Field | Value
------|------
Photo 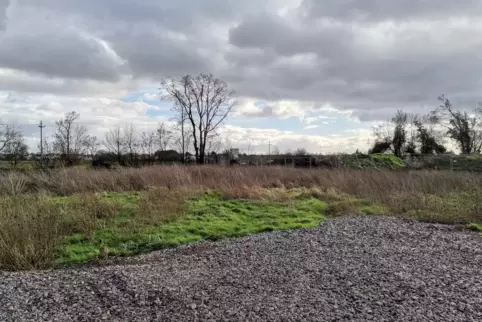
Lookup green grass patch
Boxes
[5,184,478,270]
[55,190,328,266]
[370,153,406,169]
[467,223,482,233]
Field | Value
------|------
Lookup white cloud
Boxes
[0,91,169,151]
[218,125,373,154]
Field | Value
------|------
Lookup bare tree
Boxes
[0,123,19,153]
[123,123,139,166]
[161,73,236,164]
[206,134,222,154]
[85,136,100,161]
[140,131,156,165]
[172,128,192,163]
[104,126,125,164]
[242,139,254,155]
[294,148,308,156]
[53,112,89,165]
[4,134,28,168]
[170,102,188,163]
[372,110,409,157]
[156,122,172,152]
[434,95,482,154]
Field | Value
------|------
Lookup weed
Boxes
[0,196,61,270]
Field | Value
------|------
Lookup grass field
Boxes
[0,165,481,271]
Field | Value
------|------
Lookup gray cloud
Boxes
[0,4,125,81]
[0,0,481,121]
[224,7,482,118]
[301,0,482,21]
[103,23,211,79]
[0,0,9,30]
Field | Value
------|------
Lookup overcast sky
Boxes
[1,0,481,153]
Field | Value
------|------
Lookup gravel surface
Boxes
[1,216,482,322]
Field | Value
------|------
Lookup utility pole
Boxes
[38,121,46,168]
[268,140,271,166]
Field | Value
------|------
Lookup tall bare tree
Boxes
[172,128,192,163]
[156,122,172,152]
[434,95,482,154]
[140,131,156,165]
[53,111,89,164]
[85,136,100,161]
[123,123,139,166]
[161,73,236,164]
[170,102,188,163]
[104,125,125,164]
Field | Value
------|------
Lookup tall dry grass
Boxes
[0,166,481,270]
[16,166,482,223]
[138,187,194,225]
[0,193,118,270]
[1,165,481,196]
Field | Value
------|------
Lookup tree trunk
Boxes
[198,150,205,165]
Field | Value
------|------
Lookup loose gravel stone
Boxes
[1,216,481,321]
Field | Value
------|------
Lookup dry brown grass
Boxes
[0,165,481,271]
[0,193,120,271]
[0,196,61,270]
[1,166,481,221]
[2,165,479,195]
[138,187,194,225]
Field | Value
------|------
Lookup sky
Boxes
[1,0,482,154]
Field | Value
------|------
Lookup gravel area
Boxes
[1,216,482,322]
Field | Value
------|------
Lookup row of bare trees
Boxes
[29,73,234,166]
[103,122,180,165]
[39,112,190,166]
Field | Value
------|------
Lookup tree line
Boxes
[0,73,235,167]
[370,95,482,157]
[1,73,482,168]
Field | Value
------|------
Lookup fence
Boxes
[404,154,482,172]
[234,153,482,172]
